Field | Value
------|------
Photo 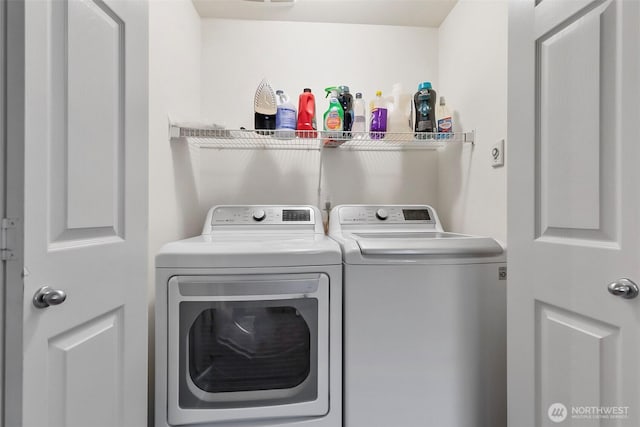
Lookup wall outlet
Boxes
[491,139,505,168]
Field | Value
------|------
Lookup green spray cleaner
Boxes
[323,87,344,143]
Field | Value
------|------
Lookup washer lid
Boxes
[330,230,505,265]
[353,232,504,257]
[156,234,342,268]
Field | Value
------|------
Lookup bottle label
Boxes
[437,116,452,133]
[325,111,342,130]
[416,119,433,132]
[370,108,388,131]
[276,107,297,130]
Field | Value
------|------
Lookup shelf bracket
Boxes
[465,130,475,145]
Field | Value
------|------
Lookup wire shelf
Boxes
[169,123,474,151]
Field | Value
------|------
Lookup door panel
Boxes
[49,0,125,246]
[48,309,124,427]
[536,0,619,244]
[66,0,124,233]
[538,9,601,232]
[508,0,640,425]
[536,303,619,427]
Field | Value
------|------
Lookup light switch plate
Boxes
[491,139,505,168]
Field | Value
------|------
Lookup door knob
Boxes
[607,278,639,299]
[33,286,67,308]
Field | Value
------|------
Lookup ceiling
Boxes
[192,0,459,28]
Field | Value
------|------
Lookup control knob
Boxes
[252,209,266,222]
[375,208,389,220]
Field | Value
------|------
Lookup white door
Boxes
[5,0,149,426]
[508,0,640,426]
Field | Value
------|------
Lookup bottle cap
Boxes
[375,90,382,97]
[276,90,283,95]
[418,81,432,91]
[440,96,446,105]
[355,92,362,99]
[339,85,350,93]
[303,88,312,93]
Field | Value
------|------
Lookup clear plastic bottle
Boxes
[370,91,387,139]
[275,90,297,139]
[351,92,366,136]
[387,83,412,134]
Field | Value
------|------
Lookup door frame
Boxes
[0,0,5,420]
[3,0,26,425]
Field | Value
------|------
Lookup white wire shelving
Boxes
[169,123,474,151]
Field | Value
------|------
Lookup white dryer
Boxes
[155,205,342,427]
[329,204,506,427]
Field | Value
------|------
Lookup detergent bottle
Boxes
[296,88,317,138]
[370,91,387,139]
[412,81,437,138]
[387,83,412,134]
[275,90,297,139]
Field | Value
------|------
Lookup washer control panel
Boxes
[211,206,315,225]
[338,205,436,225]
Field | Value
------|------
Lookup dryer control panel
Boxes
[336,205,437,225]
[210,206,316,226]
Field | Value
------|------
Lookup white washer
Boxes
[329,204,506,427]
[155,205,342,427]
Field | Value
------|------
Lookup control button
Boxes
[376,209,389,220]
[252,209,266,222]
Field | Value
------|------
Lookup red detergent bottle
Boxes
[296,88,317,138]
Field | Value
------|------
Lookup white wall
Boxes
[201,19,439,130]
[148,0,202,422]
[437,0,508,244]
[149,0,203,250]
[198,19,440,219]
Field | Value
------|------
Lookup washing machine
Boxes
[328,204,506,427]
[155,205,342,427]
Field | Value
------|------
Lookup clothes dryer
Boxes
[329,204,506,427]
[156,205,342,427]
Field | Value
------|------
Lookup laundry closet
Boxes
[148,2,508,425]
[0,0,509,426]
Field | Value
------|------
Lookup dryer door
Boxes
[167,273,329,425]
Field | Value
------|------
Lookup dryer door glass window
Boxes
[190,305,311,391]
[179,299,318,409]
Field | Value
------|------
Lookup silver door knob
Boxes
[607,278,639,299]
[33,285,67,308]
